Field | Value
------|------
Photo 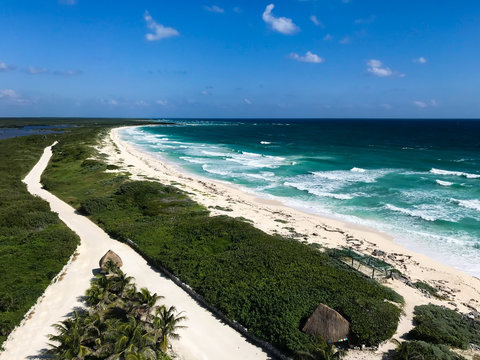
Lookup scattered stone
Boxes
[372,249,386,257]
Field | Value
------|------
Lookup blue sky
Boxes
[1,0,479,118]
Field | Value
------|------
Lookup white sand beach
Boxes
[103,126,480,358]
[0,142,268,360]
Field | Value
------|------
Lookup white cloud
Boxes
[367,59,404,78]
[53,69,82,76]
[103,99,119,106]
[310,15,324,28]
[0,89,30,105]
[27,66,48,74]
[0,60,15,72]
[323,34,333,41]
[144,11,180,41]
[59,0,77,4]
[201,90,211,96]
[354,15,375,24]
[233,7,242,14]
[414,99,437,108]
[339,36,351,44]
[262,4,299,35]
[156,99,168,106]
[204,5,224,13]
[380,103,392,110]
[135,100,150,107]
[244,98,252,105]
[289,51,324,63]
[413,57,427,64]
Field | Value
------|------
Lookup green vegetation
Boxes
[408,304,480,349]
[295,338,346,360]
[413,281,442,299]
[42,127,404,355]
[0,134,80,347]
[393,341,465,360]
[48,261,183,359]
[210,205,233,212]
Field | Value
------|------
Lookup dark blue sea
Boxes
[120,119,480,276]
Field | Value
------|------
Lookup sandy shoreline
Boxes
[105,126,480,357]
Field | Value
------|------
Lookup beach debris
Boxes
[372,249,386,257]
[302,303,350,342]
[99,249,123,269]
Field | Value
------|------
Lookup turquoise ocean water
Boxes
[119,119,480,277]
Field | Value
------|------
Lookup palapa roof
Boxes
[302,303,350,342]
[99,250,123,269]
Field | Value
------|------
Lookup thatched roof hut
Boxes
[302,303,350,342]
[99,250,123,269]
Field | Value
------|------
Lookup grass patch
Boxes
[209,205,233,212]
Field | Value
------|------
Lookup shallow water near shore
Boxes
[119,119,480,277]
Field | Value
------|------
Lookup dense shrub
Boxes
[79,197,118,215]
[393,341,465,360]
[409,304,480,349]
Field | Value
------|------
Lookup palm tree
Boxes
[110,272,134,297]
[108,316,156,359]
[48,311,91,360]
[129,288,163,320]
[151,305,187,352]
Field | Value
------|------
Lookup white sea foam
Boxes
[385,204,439,222]
[260,141,272,145]
[284,181,354,200]
[435,179,453,186]
[225,152,286,169]
[245,172,276,182]
[451,198,480,212]
[180,156,209,165]
[201,150,230,157]
[350,167,366,173]
[201,164,232,176]
[312,168,389,183]
[430,168,480,179]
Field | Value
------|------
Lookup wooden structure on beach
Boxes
[302,303,350,343]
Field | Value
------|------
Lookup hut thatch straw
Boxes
[99,250,123,269]
[302,303,350,342]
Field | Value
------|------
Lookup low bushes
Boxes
[408,304,480,349]
[393,341,465,360]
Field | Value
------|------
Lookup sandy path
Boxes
[0,143,268,360]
